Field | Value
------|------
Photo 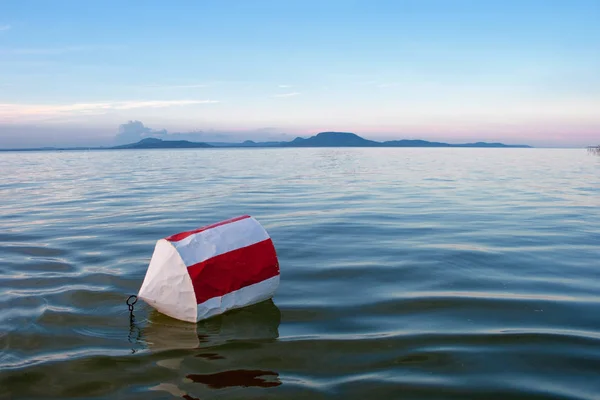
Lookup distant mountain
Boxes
[379,139,532,148]
[204,132,532,148]
[207,140,284,147]
[0,131,533,151]
[381,139,453,147]
[112,138,213,149]
[461,141,528,148]
[282,131,380,147]
[277,132,531,148]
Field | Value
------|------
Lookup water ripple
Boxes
[1,148,599,399]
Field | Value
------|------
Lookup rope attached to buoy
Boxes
[126,295,138,324]
[126,295,140,353]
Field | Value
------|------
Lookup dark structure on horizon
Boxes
[588,145,600,155]
[1,131,534,151]
[107,131,534,149]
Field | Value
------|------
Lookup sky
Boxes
[1,0,599,148]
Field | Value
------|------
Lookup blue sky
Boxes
[1,0,599,147]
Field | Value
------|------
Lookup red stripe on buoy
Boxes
[186,238,279,304]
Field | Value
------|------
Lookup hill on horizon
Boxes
[115,132,533,149]
[112,137,214,149]
[0,132,534,151]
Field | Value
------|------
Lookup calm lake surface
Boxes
[1,148,599,400]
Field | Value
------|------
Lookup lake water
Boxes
[1,148,599,400]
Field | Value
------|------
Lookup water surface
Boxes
[1,148,599,399]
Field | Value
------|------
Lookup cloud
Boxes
[377,83,401,88]
[0,123,112,148]
[0,45,123,55]
[105,100,218,110]
[0,25,10,32]
[5,46,88,55]
[273,92,300,98]
[278,84,292,88]
[115,120,168,144]
[137,80,251,89]
[141,83,208,89]
[0,120,295,148]
[113,121,291,145]
[0,100,219,122]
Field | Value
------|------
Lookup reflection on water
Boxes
[186,369,281,389]
[141,299,281,352]
[141,300,281,398]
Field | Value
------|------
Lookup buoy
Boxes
[137,215,280,323]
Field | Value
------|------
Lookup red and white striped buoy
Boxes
[138,215,280,322]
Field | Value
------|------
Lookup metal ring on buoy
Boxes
[126,295,138,307]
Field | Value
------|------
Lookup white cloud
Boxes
[377,83,401,88]
[0,45,123,55]
[8,46,87,55]
[278,84,292,88]
[0,100,219,122]
[142,83,208,89]
[273,92,300,98]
